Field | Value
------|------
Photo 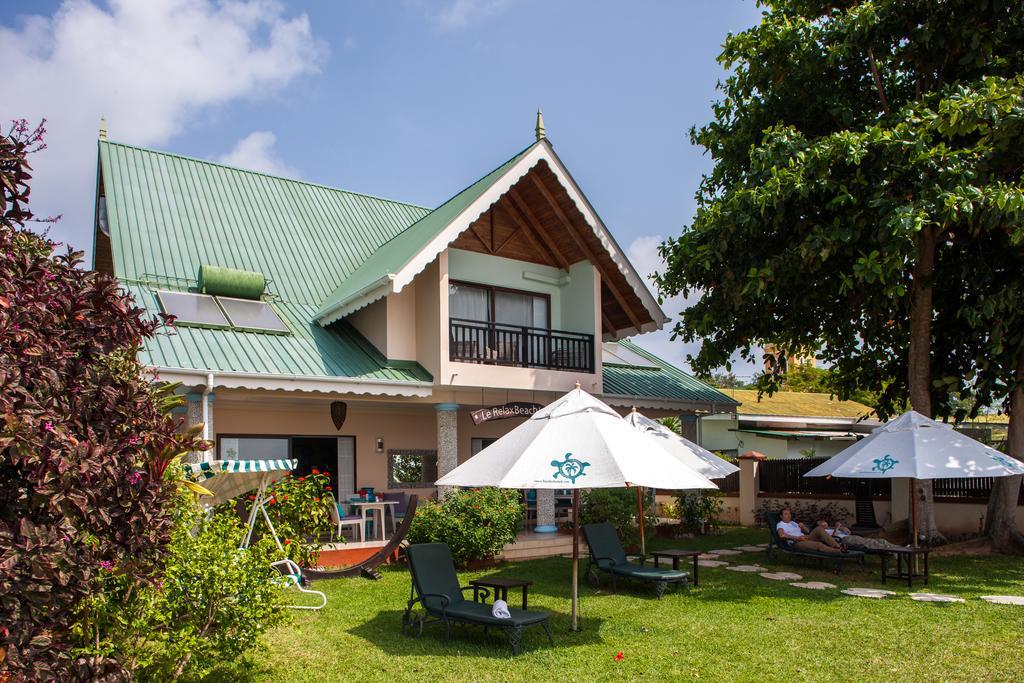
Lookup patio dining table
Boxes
[350,500,398,542]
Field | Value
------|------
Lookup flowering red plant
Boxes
[254,470,335,567]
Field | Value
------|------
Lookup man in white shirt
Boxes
[775,508,843,553]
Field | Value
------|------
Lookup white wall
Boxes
[700,415,853,459]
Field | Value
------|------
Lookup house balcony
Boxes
[449,318,595,374]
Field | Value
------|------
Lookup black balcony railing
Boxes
[449,318,595,373]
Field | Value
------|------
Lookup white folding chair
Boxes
[329,500,364,542]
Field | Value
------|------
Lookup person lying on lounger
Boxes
[815,518,904,551]
[775,508,845,554]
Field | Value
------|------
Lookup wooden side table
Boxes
[469,576,533,610]
[880,547,930,588]
[650,549,701,587]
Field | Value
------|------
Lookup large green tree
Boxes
[656,0,1024,544]
[932,227,1024,552]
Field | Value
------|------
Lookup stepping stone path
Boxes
[733,545,766,553]
[760,572,803,581]
[790,581,837,590]
[697,553,720,560]
[725,564,765,573]
[980,595,1024,606]
[708,549,743,556]
[841,587,897,599]
[697,559,730,568]
[911,593,965,603]
[753,543,770,548]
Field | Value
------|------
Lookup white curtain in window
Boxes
[531,297,548,329]
[495,291,547,328]
[495,290,531,327]
[449,284,490,321]
[336,437,356,500]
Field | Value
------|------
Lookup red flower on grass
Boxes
[284,538,292,545]
[614,651,624,661]
[312,468,320,475]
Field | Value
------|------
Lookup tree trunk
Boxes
[908,228,945,545]
[985,358,1024,554]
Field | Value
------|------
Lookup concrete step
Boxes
[499,533,588,561]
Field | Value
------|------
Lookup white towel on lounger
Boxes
[491,599,511,619]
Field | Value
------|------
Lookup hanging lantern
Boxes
[330,401,347,431]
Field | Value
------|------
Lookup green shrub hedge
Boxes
[579,488,656,549]
[407,488,523,566]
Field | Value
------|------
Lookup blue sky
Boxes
[3,0,763,375]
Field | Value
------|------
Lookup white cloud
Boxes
[433,0,513,30]
[1,0,324,255]
[625,233,757,379]
[217,131,299,178]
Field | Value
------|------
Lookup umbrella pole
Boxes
[909,478,917,545]
[571,488,580,632]
[636,486,646,557]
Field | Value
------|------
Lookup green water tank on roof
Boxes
[198,264,266,300]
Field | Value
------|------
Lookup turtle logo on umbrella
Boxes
[991,454,1024,472]
[872,454,899,473]
[552,452,590,484]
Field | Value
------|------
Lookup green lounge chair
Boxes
[765,511,865,569]
[581,522,689,598]
[402,543,553,655]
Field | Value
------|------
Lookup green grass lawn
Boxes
[211,528,1024,682]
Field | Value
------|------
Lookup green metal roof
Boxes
[315,142,538,322]
[601,340,739,408]
[128,285,431,382]
[100,140,431,305]
[100,140,433,382]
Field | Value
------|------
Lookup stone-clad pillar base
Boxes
[535,488,556,532]
[435,403,459,500]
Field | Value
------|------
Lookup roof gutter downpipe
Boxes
[202,373,214,460]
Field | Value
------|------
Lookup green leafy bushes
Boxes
[676,491,724,534]
[73,501,284,680]
[407,488,523,566]
[0,121,208,680]
[579,488,656,549]
[255,470,335,567]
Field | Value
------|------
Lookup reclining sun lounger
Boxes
[765,511,865,570]
[402,542,553,655]
[582,521,689,598]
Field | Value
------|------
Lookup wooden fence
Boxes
[757,457,1023,503]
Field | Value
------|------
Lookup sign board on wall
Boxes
[470,402,543,425]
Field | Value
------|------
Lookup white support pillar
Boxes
[435,403,459,499]
[535,489,557,532]
[737,450,766,527]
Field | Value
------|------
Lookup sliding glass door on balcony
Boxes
[448,281,594,373]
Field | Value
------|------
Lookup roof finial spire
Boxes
[98,116,108,141]
[534,108,546,141]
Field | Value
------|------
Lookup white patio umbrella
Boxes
[805,410,1024,542]
[624,409,739,479]
[623,409,740,554]
[436,385,716,630]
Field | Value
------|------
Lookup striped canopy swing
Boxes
[182,458,326,610]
